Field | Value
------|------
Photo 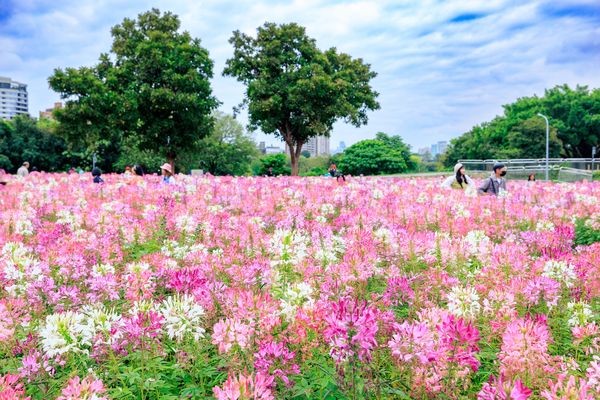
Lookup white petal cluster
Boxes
[39,311,94,357]
[269,229,309,266]
[279,282,314,320]
[447,286,481,319]
[320,203,335,216]
[55,209,81,229]
[175,214,198,234]
[160,294,206,341]
[463,230,491,257]
[542,260,576,287]
[1,242,44,296]
[567,301,593,327]
[535,220,555,232]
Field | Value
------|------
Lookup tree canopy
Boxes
[48,8,219,170]
[223,22,380,175]
[255,153,291,176]
[444,85,600,165]
[336,133,411,176]
[192,112,259,176]
[0,116,81,173]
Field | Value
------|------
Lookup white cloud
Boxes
[0,0,598,150]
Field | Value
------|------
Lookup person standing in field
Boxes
[17,161,29,177]
[132,165,145,176]
[328,163,337,178]
[160,163,175,184]
[442,163,474,190]
[478,163,508,196]
[92,167,104,183]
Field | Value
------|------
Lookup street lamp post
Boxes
[537,113,550,181]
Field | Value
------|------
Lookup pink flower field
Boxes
[0,173,599,399]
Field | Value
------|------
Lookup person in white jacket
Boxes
[442,163,474,190]
[17,162,29,177]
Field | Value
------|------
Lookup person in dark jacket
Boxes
[92,167,104,183]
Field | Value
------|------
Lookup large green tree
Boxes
[444,84,600,165]
[375,132,416,171]
[0,115,78,173]
[337,138,408,176]
[223,22,380,175]
[49,8,219,171]
[192,112,259,175]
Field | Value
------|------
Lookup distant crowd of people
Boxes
[1,161,176,186]
[1,159,537,197]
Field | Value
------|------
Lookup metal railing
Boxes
[457,158,595,181]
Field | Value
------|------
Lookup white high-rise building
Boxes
[302,135,330,157]
[0,77,28,120]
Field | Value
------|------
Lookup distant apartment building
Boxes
[0,76,28,120]
[431,141,448,157]
[39,101,63,119]
[300,135,330,157]
[259,141,285,154]
[265,145,285,154]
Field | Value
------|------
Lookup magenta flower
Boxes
[254,340,300,386]
[323,297,379,364]
[478,375,532,399]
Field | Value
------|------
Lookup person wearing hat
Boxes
[478,162,507,196]
[160,163,175,184]
[442,163,474,190]
[17,161,29,177]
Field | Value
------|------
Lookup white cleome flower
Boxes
[535,220,555,232]
[542,260,576,288]
[567,301,593,327]
[14,215,34,236]
[39,311,94,357]
[447,286,481,320]
[320,203,335,215]
[279,282,315,320]
[269,229,309,266]
[81,304,121,336]
[175,215,197,234]
[160,294,206,341]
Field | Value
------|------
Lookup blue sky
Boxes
[1,0,599,150]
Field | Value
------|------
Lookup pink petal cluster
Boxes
[254,341,300,386]
[478,375,532,400]
[56,376,107,400]
[498,316,552,382]
[0,374,30,399]
[323,297,379,363]
[212,318,254,354]
[213,371,275,400]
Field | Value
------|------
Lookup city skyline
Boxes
[1,0,599,149]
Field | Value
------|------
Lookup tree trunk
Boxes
[287,140,304,176]
[289,148,298,176]
[281,125,303,176]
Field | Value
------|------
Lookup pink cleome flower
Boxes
[213,371,275,400]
